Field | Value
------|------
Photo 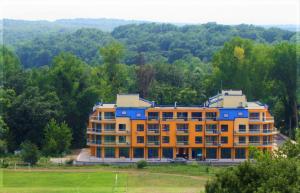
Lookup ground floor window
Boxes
[119,147,129,158]
[134,148,144,158]
[192,148,202,159]
[206,148,217,159]
[148,148,159,158]
[235,148,246,159]
[221,148,231,159]
[104,147,115,158]
[96,147,101,158]
[162,148,173,158]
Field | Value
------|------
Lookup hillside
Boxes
[2,21,296,68]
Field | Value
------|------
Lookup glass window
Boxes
[192,148,202,159]
[104,136,115,143]
[239,125,246,132]
[223,113,229,118]
[148,112,159,120]
[119,124,126,131]
[162,148,173,158]
[249,112,260,120]
[206,148,217,159]
[192,112,202,121]
[221,136,228,144]
[195,136,202,144]
[119,147,129,158]
[176,124,189,131]
[206,112,217,121]
[147,136,159,144]
[96,147,101,158]
[235,148,246,159]
[221,148,231,159]
[148,148,159,158]
[162,124,170,131]
[239,136,246,144]
[137,136,144,143]
[134,148,144,158]
[195,125,203,132]
[104,112,115,119]
[221,125,228,132]
[148,124,159,131]
[177,112,188,121]
[104,147,115,158]
[104,124,115,131]
[162,136,170,143]
[162,112,173,120]
[119,136,126,143]
[137,124,144,131]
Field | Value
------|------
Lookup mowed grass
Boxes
[0,165,210,193]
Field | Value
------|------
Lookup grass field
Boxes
[0,164,217,193]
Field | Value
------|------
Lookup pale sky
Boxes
[1,0,300,25]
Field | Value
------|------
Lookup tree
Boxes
[20,141,40,165]
[0,117,9,156]
[43,119,72,156]
[136,64,155,98]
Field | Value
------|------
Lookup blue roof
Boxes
[218,108,248,120]
[116,107,147,120]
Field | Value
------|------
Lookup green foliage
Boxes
[20,141,40,165]
[43,119,72,156]
[136,160,147,169]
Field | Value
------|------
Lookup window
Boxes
[177,136,188,144]
[239,136,246,144]
[206,148,217,159]
[223,113,229,118]
[137,136,144,143]
[238,112,243,116]
[221,125,228,132]
[192,148,202,159]
[192,112,202,121]
[121,111,126,115]
[104,136,115,143]
[249,112,260,120]
[148,148,159,158]
[249,125,260,133]
[104,147,115,158]
[148,124,159,131]
[162,124,170,132]
[96,147,101,158]
[162,148,173,158]
[119,136,126,143]
[195,136,202,144]
[134,148,144,158]
[221,148,231,159]
[118,124,126,131]
[206,112,217,120]
[104,124,115,131]
[136,113,141,117]
[162,136,170,143]
[249,136,260,144]
[119,147,129,158]
[162,112,173,120]
[147,136,159,144]
[235,148,246,159]
[238,125,246,132]
[195,125,202,132]
[177,112,188,121]
[104,112,115,119]
[96,135,101,144]
[137,124,144,131]
[148,112,159,120]
[221,136,228,144]
[177,124,189,131]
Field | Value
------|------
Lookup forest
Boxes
[0,21,299,155]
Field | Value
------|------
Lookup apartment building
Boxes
[86,90,277,160]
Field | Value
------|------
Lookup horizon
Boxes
[2,0,300,25]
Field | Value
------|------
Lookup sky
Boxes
[1,0,300,25]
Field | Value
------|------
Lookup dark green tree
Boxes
[20,141,40,165]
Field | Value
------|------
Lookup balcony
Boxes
[116,141,131,146]
[103,141,117,145]
[90,116,101,121]
[249,117,274,122]
[234,142,248,146]
[176,141,189,146]
[147,141,160,146]
[102,130,116,134]
[190,117,203,121]
[249,129,261,134]
[262,129,278,134]
[205,117,217,121]
[205,141,219,146]
[86,140,101,145]
[248,141,261,146]
[147,116,159,121]
[205,129,220,134]
[87,128,101,134]
[176,129,189,135]
[262,141,273,146]
[147,129,160,135]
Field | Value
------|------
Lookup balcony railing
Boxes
[249,129,260,133]
[86,140,101,145]
[206,129,219,134]
[205,117,217,121]
[147,129,160,134]
[205,141,219,146]
[176,141,189,145]
[234,142,247,146]
[87,128,102,134]
[102,130,116,134]
[262,141,273,146]
[103,141,117,145]
[103,116,115,120]
[176,129,189,134]
[249,117,274,122]
[116,142,130,145]
[90,116,115,121]
[147,141,160,145]
[248,141,261,146]
[90,116,102,121]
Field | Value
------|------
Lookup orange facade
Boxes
[87,105,276,160]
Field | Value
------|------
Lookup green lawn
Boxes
[0,165,212,193]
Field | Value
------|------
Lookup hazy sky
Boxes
[1,0,300,25]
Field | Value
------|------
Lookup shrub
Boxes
[136,160,147,169]
[20,141,40,165]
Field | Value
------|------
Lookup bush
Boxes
[20,141,40,165]
[65,159,74,165]
[136,160,147,169]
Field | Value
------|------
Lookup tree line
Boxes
[0,35,298,156]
